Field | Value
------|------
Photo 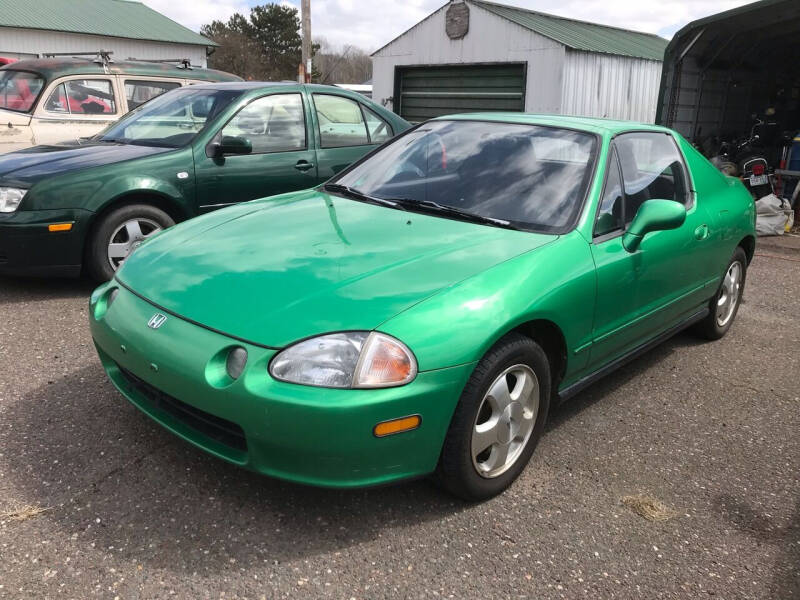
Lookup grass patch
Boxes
[621,494,676,522]
[1,504,52,522]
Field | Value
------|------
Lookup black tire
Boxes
[436,333,551,501]
[87,204,174,281]
[694,247,747,340]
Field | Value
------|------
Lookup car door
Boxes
[193,92,318,211]
[311,92,394,182]
[31,75,122,145]
[588,132,716,367]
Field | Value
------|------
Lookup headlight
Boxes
[269,331,417,389]
[0,187,26,213]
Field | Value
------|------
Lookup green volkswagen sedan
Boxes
[0,82,408,279]
[89,114,756,500]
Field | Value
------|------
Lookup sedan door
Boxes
[311,92,394,182]
[193,92,318,211]
[588,132,716,367]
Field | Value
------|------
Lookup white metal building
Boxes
[0,0,215,67]
[372,0,668,123]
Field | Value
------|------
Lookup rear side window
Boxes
[614,133,689,223]
[313,94,369,148]
[125,80,180,110]
[45,79,117,115]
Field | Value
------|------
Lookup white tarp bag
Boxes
[755,194,792,236]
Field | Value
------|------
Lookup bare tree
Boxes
[313,37,372,84]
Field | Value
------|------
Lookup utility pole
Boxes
[300,0,311,83]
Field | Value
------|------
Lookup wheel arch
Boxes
[738,234,756,264]
[82,191,191,264]
[507,318,568,395]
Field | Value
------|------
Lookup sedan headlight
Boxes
[269,331,417,389]
[0,187,26,213]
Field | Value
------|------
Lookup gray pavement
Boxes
[0,252,798,599]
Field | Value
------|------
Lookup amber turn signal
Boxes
[48,223,73,232]
[373,415,421,437]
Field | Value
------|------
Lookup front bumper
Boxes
[0,208,93,277]
[89,282,474,488]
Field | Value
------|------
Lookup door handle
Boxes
[294,160,314,172]
[694,224,710,240]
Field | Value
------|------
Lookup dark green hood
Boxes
[117,189,556,348]
[0,143,172,186]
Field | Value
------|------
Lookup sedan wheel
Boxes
[107,218,163,271]
[87,203,174,281]
[471,364,539,478]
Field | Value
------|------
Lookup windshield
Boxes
[333,120,598,232]
[97,87,242,148]
[0,70,45,113]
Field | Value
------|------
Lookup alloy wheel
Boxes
[471,364,539,478]
[716,261,742,327]
[107,218,162,271]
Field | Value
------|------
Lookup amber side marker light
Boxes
[48,223,73,232]
[373,415,421,438]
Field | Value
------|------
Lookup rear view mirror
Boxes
[208,135,252,158]
[622,199,686,253]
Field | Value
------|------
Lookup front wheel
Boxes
[694,247,747,340]
[87,204,174,281]
[436,333,551,501]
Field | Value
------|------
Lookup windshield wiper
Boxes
[323,183,403,210]
[389,198,519,230]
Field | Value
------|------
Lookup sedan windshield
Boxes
[332,120,598,232]
[96,87,242,148]
[0,70,45,113]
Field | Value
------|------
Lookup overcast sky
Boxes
[143,0,755,52]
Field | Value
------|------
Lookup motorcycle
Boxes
[709,117,776,199]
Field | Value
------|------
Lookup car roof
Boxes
[0,58,241,83]
[435,112,672,136]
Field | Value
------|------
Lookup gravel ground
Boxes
[0,252,798,599]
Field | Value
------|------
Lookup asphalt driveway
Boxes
[0,251,797,599]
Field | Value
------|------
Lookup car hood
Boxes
[117,190,556,348]
[0,142,172,185]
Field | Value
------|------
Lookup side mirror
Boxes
[622,199,686,253]
[208,135,252,158]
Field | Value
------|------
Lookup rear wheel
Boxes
[87,204,174,281]
[694,247,747,340]
[436,333,551,501]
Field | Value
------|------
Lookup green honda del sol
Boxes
[90,114,756,500]
[0,82,408,279]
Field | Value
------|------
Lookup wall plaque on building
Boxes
[446,1,469,39]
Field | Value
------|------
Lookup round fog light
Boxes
[226,347,248,380]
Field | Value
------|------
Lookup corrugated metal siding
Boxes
[0,27,207,67]
[561,50,662,122]
[0,0,213,46]
[471,0,668,61]
[372,2,565,115]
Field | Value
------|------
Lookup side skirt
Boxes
[557,306,710,402]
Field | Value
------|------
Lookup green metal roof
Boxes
[0,0,215,47]
[471,0,668,61]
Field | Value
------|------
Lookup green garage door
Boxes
[396,64,525,123]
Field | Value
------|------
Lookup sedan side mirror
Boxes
[208,135,253,158]
[622,199,686,253]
